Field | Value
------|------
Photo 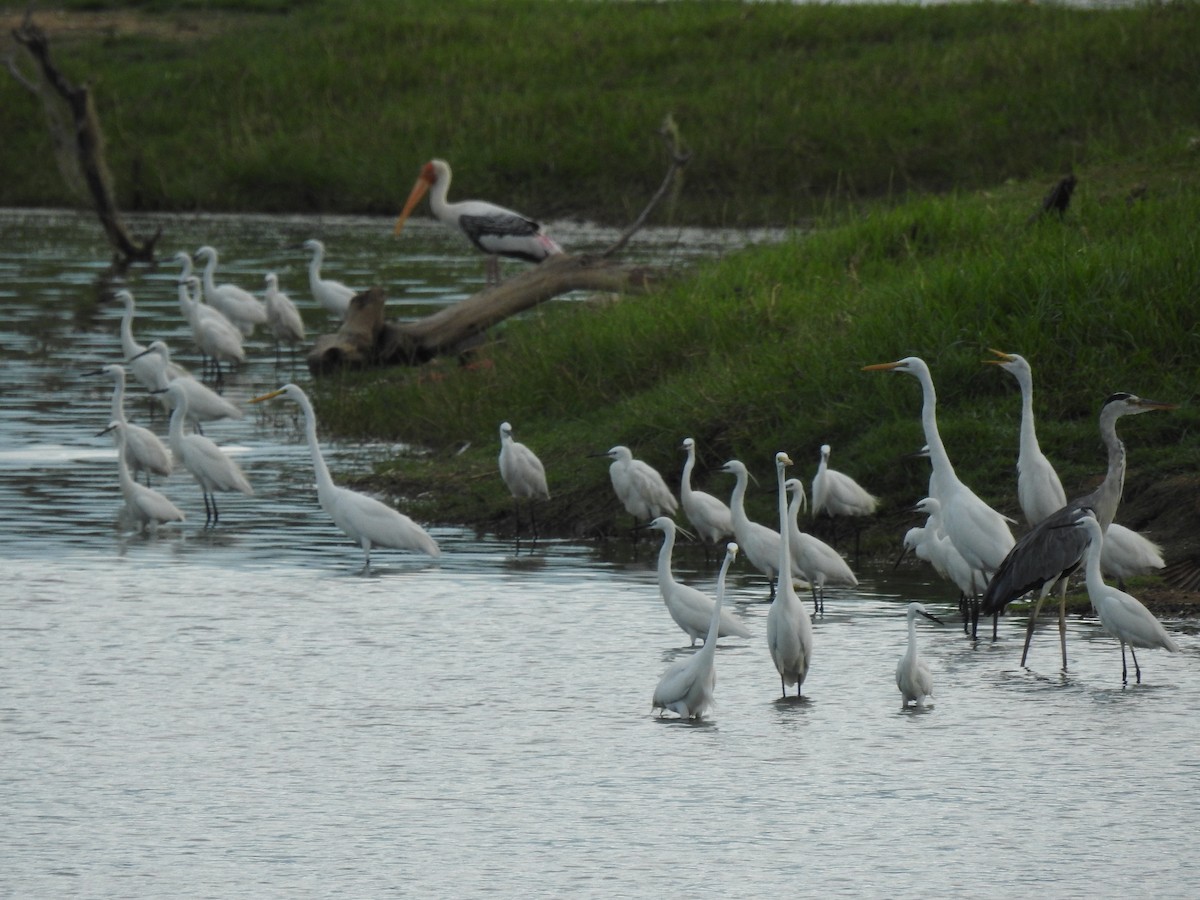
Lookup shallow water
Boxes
[2,209,1197,898]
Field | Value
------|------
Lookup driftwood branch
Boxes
[307,255,664,375]
[601,114,692,259]
[10,14,159,265]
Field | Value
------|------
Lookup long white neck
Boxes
[293,390,336,497]
[1081,522,1106,593]
[109,368,128,425]
[699,552,732,659]
[178,281,197,324]
[915,368,956,497]
[681,446,696,497]
[308,245,325,284]
[1013,365,1042,466]
[787,487,803,537]
[776,464,791,581]
[199,252,219,294]
[119,296,142,359]
[166,390,187,454]
[904,613,919,664]
[728,468,750,526]
[655,524,677,588]
[113,429,136,498]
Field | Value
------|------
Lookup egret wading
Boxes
[680,437,734,557]
[811,443,879,560]
[652,542,739,720]
[498,421,549,540]
[767,452,813,699]
[897,602,942,709]
[176,273,244,383]
[131,344,242,429]
[98,421,184,531]
[110,289,189,407]
[86,363,173,483]
[252,384,440,573]
[263,272,306,366]
[393,159,563,284]
[1074,511,1179,685]
[785,477,858,615]
[980,392,1177,672]
[646,517,751,647]
[194,245,268,336]
[302,239,356,319]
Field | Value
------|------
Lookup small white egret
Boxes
[903,498,981,625]
[602,445,677,525]
[680,437,734,553]
[1075,511,1179,684]
[811,442,879,557]
[652,542,739,719]
[194,245,268,336]
[498,421,549,540]
[161,380,253,526]
[784,478,858,615]
[263,272,306,364]
[252,384,440,573]
[134,343,243,426]
[111,289,189,400]
[897,602,942,709]
[646,517,751,646]
[87,363,173,482]
[176,272,244,382]
[302,238,357,318]
[766,451,813,699]
[393,159,564,284]
[99,421,184,531]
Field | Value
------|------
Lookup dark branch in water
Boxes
[10,13,160,267]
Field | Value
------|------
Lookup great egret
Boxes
[602,445,677,526]
[646,517,752,646]
[680,437,734,554]
[194,245,268,336]
[980,392,1176,671]
[263,273,306,364]
[393,159,563,284]
[498,421,549,539]
[176,273,244,382]
[1075,511,1179,684]
[161,380,253,526]
[718,458,803,599]
[784,478,858,615]
[252,384,440,573]
[302,239,356,318]
[986,349,1166,589]
[864,356,1014,636]
[132,344,243,426]
[652,542,739,719]
[767,451,813,699]
[811,442,879,557]
[896,602,942,709]
[98,421,184,531]
[86,364,173,483]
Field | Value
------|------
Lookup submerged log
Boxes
[307,253,665,375]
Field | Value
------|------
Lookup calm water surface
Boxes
[2,209,1197,898]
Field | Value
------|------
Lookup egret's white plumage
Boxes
[499,421,549,539]
[811,443,879,520]
[784,478,858,614]
[302,238,356,318]
[252,384,440,572]
[652,542,739,719]
[603,445,677,522]
[766,452,813,698]
[101,421,184,530]
[905,497,980,599]
[393,159,563,283]
[647,517,751,646]
[896,602,941,708]
[136,343,243,426]
[112,289,189,399]
[1076,512,1179,684]
[263,272,306,356]
[176,272,245,376]
[719,458,802,597]
[194,245,268,336]
[90,364,173,481]
[680,437,734,548]
[163,380,253,526]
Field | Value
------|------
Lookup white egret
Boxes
[718,458,800,598]
[134,343,243,426]
[99,421,184,531]
[652,542,739,719]
[263,272,306,364]
[766,451,813,699]
[864,357,1014,637]
[646,517,752,646]
[252,384,440,573]
[602,445,677,525]
[903,498,981,625]
[161,380,253,526]
[393,159,563,284]
[680,437,734,553]
[194,245,268,336]
[986,349,1166,589]
[87,363,173,482]
[176,272,244,382]
[981,392,1176,670]
[302,238,357,318]
[111,289,188,400]
[896,602,942,709]
[784,478,858,614]
[498,421,549,540]
[811,442,879,557]
[1075,511,1179,684]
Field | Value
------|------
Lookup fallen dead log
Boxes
[307,253,665,375]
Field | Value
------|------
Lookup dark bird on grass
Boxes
[979,392,1176,672]
[1027,173,1077,223]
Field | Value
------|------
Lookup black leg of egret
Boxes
[1130,645,1142,684]
[1058,592,1069,672]
[780,674,787,699]
[1121,643,1129,685]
